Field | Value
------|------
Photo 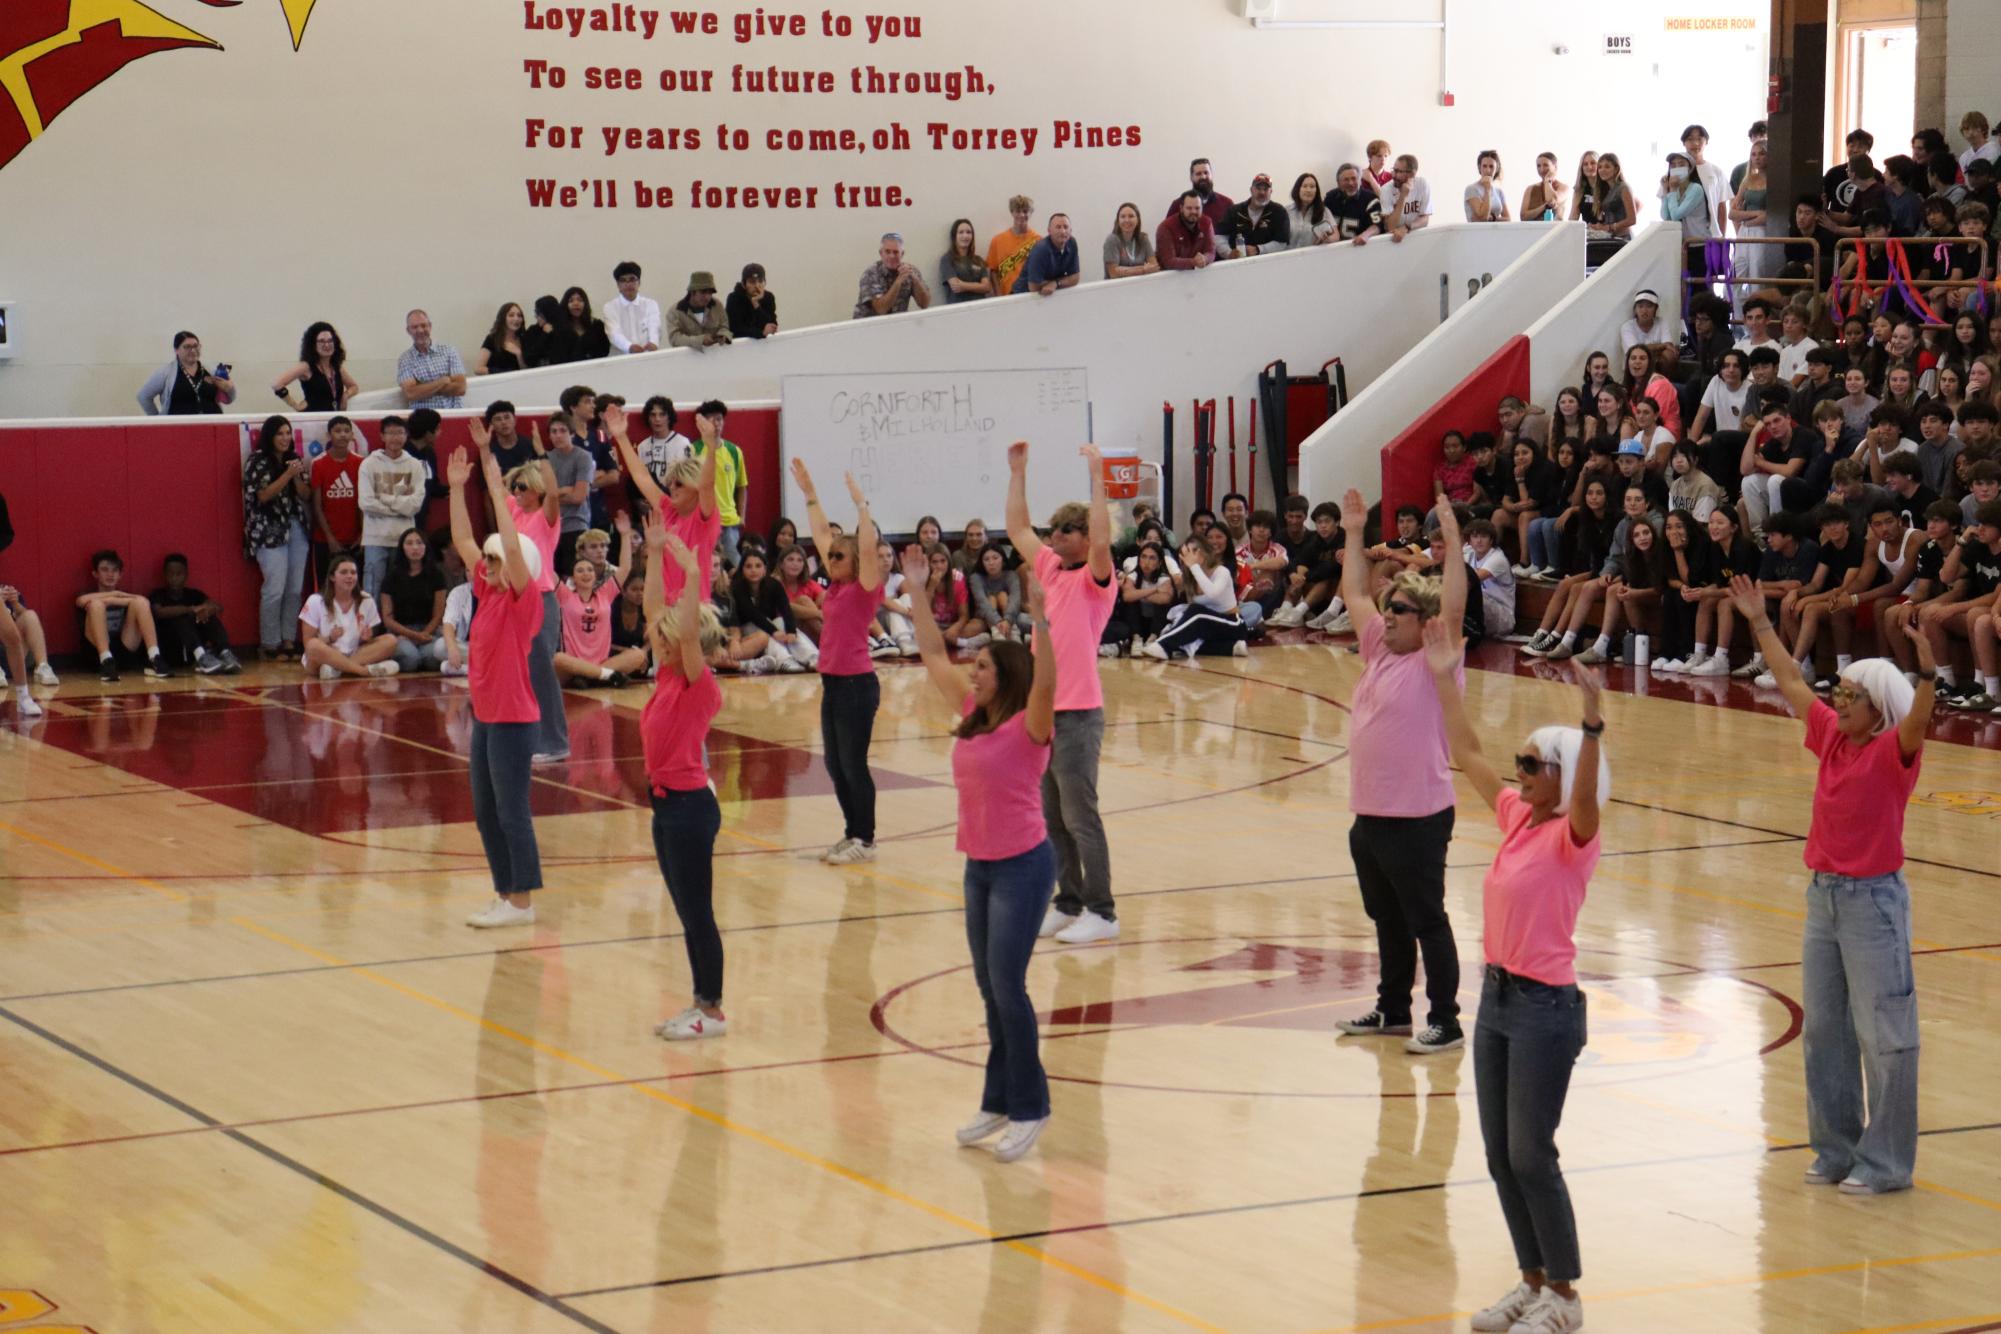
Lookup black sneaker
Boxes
[1940,687,1971,709]
[1811,674,1838,693]
[1404,1023,1467,1054]
[99,659,119,683]
[143,658,172,680]
[605,670,629,689]
[1959,691,1998,713]
[1335,1010,1414,1037]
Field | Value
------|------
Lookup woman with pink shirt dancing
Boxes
[1422,617,1606,1334]
[902,544,1059,1165]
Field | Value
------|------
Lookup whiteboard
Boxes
[780,368,1091,536]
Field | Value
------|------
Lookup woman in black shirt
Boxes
[475,302,527,375]
[732,549,816,670]
[379,528,448,672]
[559,286,611,360]
[273,322,357,412]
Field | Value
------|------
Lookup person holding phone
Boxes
[137,331,235,415]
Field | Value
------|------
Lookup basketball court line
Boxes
[1841,1318,2001,1334]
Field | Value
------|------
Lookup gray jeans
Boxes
[529,590,568,755]
[1804,870,1919,1191]
[1040,707,1113,920]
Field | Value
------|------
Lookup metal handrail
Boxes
[1679,236,1822,297]
[1830,236,1993,326]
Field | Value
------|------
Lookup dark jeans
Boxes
[1703,431,1748,502]
[470,719,542,896]
[158,612,229,665]
[1475,966,1588,1284]
[529,590,568,755]
[820,671,880,842]
[1659,586,1700,659]
[966,840,1056,1121]
[1118,598,1171,641]
[1350,808,1460,1027]
[651,786,724,1005]
[1041,708,1113,920]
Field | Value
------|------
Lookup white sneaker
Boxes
[1231,640,1249,657]
[1649,656,1672,672]
[1688,655,1729,677]
[656,1007,727,1040]
[1511,563,1534,578]
[1470,1282,1540,1332]
[1323,611,1353,634]
[33,663,59,688]
[15,691,43,719]
[1098,643,1121,658]
[367,661,400,678]
[824,838,877,864]
[466,898,535,928]
[869,637,897,660]
[1139,640,1169,661]
[958,633,992,650]
[1038,906,1079,938]
[896,635,919,658]
[1053,910,1119,944]
[1731,651,1765,679]
[992,1117,1048,1163]
[1303,607,1339,630]
[441,661,468,677]
[777,655,807,673]
[1753,671,1778,689]
[1269,603,1308,627]
[1509,1288,1583,1333]
[531,751,570,764]
[956,1111,1009,1146]
[319,664,341,681]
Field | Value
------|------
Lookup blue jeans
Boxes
[529,590,568,755]
[652,786,724,1004]
[1475,966,1587,1284]
[362,544,394,600]
[1803,870,1919,1191]
[1239,600,1264,630]
[392,635,449,673]
[469,719,542,896]
[965,840,1056,1121]
[820,671,880,842]
[254,520,310,649]
[719,525,742,567]
[1526,517,1562,570]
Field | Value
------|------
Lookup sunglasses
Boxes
[1054,522,1085,535]
[1515,753,1557,777]
[1829,684,1862,706]
[1385,600,1423,617]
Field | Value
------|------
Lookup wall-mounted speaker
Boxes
[1239,0,1280,21]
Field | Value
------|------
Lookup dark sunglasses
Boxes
[1054,522,1085,535]
[1515,753,1555,777]
[1385,600,1422,617]
[509,481,532,493]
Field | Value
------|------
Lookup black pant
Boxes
[158,612,229,665]
[1118,598,1171,641]
[1703,432,1748,501]
[1350,808,1460,1027]
[555,530,582,586]
[820,671,880,843]
[651,786,724,1004]
[1659,587,1700,659]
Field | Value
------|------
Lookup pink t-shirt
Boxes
[643,664,722,792]
[953,696,1052,861]
[468,564,544,724]
[1348,613,1460,818]
[929,570,969,625]
[1034,545,1117,713]
[657,504,724,605]
[1803,701,1920,877]
[557,582,617,662]
[817,578,885,676]
[508,500,559,594]
[1483,787,1600,985]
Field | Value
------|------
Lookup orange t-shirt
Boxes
[985,229,1040,300]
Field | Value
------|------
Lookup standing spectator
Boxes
[524,294,572,367]
[1960,111,2000,174]
[243,415,311,660]
[473,302,527,376]
[1287,173,1336,247]
[1222,173,1291,257]
[272,322,356,412]
[396,310,467,409]
[540,411,597,579]
[726,262,779,338]
[1520,151,1568,221]
[309,417,365,579]
[1164,159,1233,260]
[603,261,662,354]
[1591,154,1638,239]
[1464,150,1510,222]
[691,400,750,567]
[854,233,932,318]
[1377,154,1434,242]
[1729,139,1773,298]
[1660,152,1712,240]
[1156,191,1216,270]
[1102,203,1159,277]
[1013,213,1082,294]
[637,396,693,497]
[357,416,428,597]
[984,195,1041,300]
[668,271,731,348]
[137,331,235,415]
[379,528,450,674]
[1681,124,1730,235]
[1363,140,1394,196]
[148,553,241,674]
[1568,150,1602,225]
[75,550,170,681]
[1326,164,1385,241]
[941,219,995,301]
[1824,130,1874,222]
[1730,119,1770,196]
[558,287,611,360]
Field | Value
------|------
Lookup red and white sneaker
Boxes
[656,1007,728,1041]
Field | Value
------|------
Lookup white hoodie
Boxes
[358,448,428,548]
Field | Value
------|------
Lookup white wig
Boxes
[1525,725,1612,815]
[1837,657,1914,735]
[482,532,542,582]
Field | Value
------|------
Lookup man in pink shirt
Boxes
[1334,491,1470,1055]
[1006,439,1119,945]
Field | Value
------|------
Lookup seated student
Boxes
[1963,458,2001,526]
[1606,438,1670,517]
[1681,506,1761,675]
[1365,503,1433,587]
[75,549,170,682]
[1921,500,2001,707]
[774,544,825,639]
[1667,441,1728,522]
[1558,497,1666,666]
[1116,542,1179,648]
[1462,519,1516,639]
[704,549,781,675]
[1770,503,1872,688]
[0,585,58,700]
[1521,478,1620,657]
[1234,509,1288,625]
[1884,501,1965,681]
[1739,398,1814,538]
[147,553,242,675]
[1431,431,1479,510]
[1466,432,1508,516]
[914,542,983,648]
[377,528,450,674]
[554,552,643,686]
[299,552,399,679]
[1272,501,1345,628]
[1520,440,1583,580]
[952,517,996,575]
[440,567,475,677]
[1730,510,1820,679]
[1878,450,1941,528]
[1141,537,1249,659]
[1787,346,1845,426]
[968,545,1031,640]
[604,563,654,678]
[1497,438,1551,569]
[1651,510,1715,671]
[731,547,818,671]
[876,543,921,658]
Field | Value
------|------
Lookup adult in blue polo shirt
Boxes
[1012,213,1083,295]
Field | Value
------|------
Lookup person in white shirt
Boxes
[440,578,474,677]
[636,394,693,492]
[603,261,662,354]
[299,553,398,679]
[1682,124,1730,236]
[1463,150,1510,223]
[1372,154,1433,243]
[1775,306,1820,385]
[1689,350,1751,444]
[1733,298,1781,355]
[1630,397,1677,471]
[1462,521,1515,637]
[1619,290,1668,352]
[1960,112,2001,174]
[356,418,429,597]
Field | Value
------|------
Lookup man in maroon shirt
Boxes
[1156,191,1215,270]
[310,416,365,579]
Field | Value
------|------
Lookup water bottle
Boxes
[1634,633,1651,667]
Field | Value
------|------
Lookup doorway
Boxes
[1832,10,1916,162]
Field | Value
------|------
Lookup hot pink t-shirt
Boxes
[929,571,969,625]
[1348,613,1460,818]
[817,578,884,677]
[1803,701,1921,877]
[1483,787,1599,986]
[508,500,559,594]
[1034,545,1117,713]
[657,504,724,604]
[468,564,544,725]
[953,696,1052,860]
[642,664,722,792]
[557,582,617,662]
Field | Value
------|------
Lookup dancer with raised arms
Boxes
[1006,440,1120,945]
[791,459,884,862]
[467,414,566,764]
[1421,616,1605,1334]
[901,542,1058,1163]
[605,401,719,602]
[447,441,547,929]
[640,517,732,1040]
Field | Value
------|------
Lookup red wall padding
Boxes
[0,409,781,659]
[1377,335,1532,532]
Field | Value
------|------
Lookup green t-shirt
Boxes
[694,437,746,526]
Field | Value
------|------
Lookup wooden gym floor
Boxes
[1,636,1998,1333]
